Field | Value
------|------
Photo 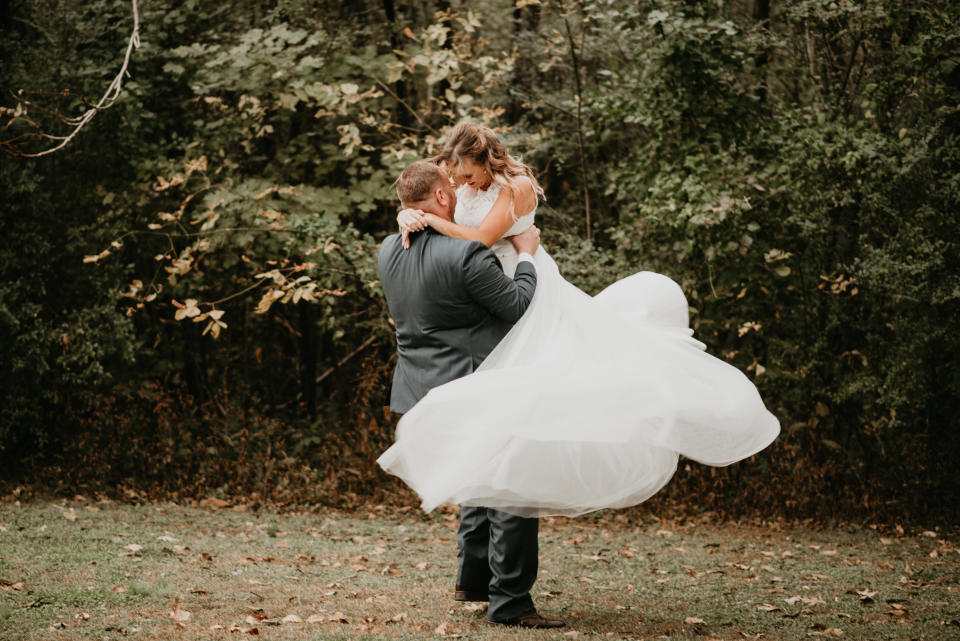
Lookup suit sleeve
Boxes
[461,241,537,323]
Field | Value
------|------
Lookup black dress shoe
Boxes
[454,585,489,602]
[487,612,565,628]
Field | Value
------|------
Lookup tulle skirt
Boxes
[377,249,780,517]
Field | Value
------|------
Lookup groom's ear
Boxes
[434,185,448,207]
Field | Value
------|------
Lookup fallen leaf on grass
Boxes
[849,589,877,603]
[157,535,177,542]
[63,510,78,521]
[685,617,705,624]
[281,614,302,623]
[388,612,408,623]
[111,584,126,593]
[74,612,90,620]
[328,612,349,623]
[807,626,843,637]
[306,614,325,623]
[170,598,191,626]
[757,603,781,612]
[415,561,429,571]
[124,544,143,556]
[434,621,458,636]
[464,603,487,612]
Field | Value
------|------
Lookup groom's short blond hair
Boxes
[396,160,444,205]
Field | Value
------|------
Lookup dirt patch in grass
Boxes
[0,499,957,640]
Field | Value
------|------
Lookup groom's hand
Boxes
[510,225,540,255]
[397,208,426,249]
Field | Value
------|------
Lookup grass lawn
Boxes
[0,499,957,640]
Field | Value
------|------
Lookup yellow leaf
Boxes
[255,289,285,314]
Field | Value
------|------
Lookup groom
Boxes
[378,159,563,629]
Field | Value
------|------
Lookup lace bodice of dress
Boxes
[454,182,537,278]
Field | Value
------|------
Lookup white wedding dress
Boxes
[377,182,780,517]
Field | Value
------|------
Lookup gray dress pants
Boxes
[456,505,539,622]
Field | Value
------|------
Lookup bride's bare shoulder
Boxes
[507,175,537,214]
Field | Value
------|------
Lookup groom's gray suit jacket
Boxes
[378,228,537,414]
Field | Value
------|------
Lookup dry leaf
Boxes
[388,612,408,623]
[124,544,143,555]
[200,497,231,509]
[111,584,126,593]
[757,603,780,612]
[434,621,457,636]
[74,612,90,620]
[685,617,706,624]
[306,614,325,623]
[169,598,191,626]
[327,612,349,623]
[63,510,78,522]
[281,614,302,624]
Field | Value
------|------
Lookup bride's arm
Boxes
[426,179,537,247]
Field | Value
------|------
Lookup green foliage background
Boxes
[2,0,958,521]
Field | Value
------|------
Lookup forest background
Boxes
[1,0,958,523]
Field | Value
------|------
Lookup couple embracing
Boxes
[376,123,780,628]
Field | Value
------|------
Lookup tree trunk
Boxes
[299,303,317,418]
[754,0,771,103]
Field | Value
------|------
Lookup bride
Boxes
[377,122,780,517]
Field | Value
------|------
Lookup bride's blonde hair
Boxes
[433,122,545,217]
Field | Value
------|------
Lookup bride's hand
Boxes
[397,208,427,249]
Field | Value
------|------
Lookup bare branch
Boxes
[20,0,141,157]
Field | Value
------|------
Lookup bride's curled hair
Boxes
[433,122,545,217]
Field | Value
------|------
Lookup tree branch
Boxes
[20,0,141,157]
